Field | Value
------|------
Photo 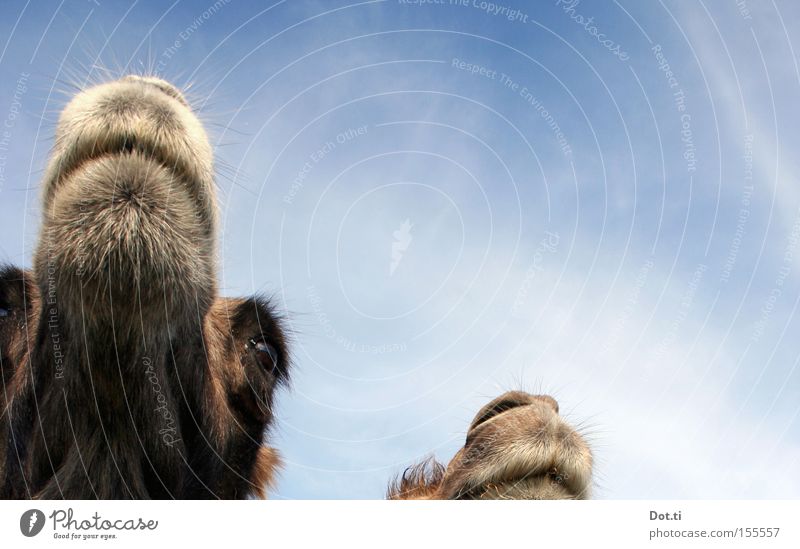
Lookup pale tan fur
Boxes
[389,392,592,499]
[35,75,217,325]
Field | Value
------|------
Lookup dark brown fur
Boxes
[0,267,289,499]
[0,76,289,499]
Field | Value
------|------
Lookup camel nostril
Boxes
[532,395,559,414]
[468,391,560,434]
[469,393,529,432]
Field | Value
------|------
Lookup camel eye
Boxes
[248,337,279,372]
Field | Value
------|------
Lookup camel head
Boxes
[0,76,289,499]
[388,391,592,499]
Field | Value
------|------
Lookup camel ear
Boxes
[1,266,33,400]
[0,265,33,318]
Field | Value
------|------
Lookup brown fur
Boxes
[386,458,446,500]
[0,76,288,499]
[388,392,592,500]
[0,268,289,499]
[0,267,36,415]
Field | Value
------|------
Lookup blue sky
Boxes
[0,0,798,498]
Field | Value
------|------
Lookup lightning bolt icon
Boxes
[28,511,38,533]
[390,219,413,276]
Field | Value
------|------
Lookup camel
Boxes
[388,392,591,499]
[1,263,286,498]
[0,75,591,499]
[0,75,286,498]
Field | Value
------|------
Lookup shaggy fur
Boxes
[386,458,446,500]
[0,76,288,499]
[388,392,592,500]
[0,268,289,499]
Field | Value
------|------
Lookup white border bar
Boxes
[1,500,798,548]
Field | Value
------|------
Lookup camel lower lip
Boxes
[456,474,550,499]
[461,472,584,500]
[53,135,192,194]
